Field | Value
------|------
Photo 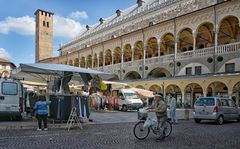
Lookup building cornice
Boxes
[61,0,222,54]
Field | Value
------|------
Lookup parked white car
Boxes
[193,97,240,124]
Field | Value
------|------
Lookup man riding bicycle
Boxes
[146,93,167,140]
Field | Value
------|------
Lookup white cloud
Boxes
[0,16,35,35]
[69,11,88,20]
[53,15,86,38]
[0,13,86,39]
[0,48,10,60]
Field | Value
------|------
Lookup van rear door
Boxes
[0,81,20,113]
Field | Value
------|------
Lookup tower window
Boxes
[47,22,49,27]
[45,12,47,16]
[49,13,51,17]
[43,21,46,26]
[41,11,43,15]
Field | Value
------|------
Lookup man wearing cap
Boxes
[146,93,167,140]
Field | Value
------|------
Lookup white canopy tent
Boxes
[12,63,113,82]
[12,63,114,94]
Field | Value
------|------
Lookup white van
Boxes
[0,78,23,120]
[117,89,143,111]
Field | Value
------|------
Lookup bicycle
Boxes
[133,109,172,140]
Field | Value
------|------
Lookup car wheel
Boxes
[122,105,127,112]
[237,116,240,122]
[217,116,224,125]
[194,118,201,123]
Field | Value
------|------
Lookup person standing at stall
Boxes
[34,97,51,131]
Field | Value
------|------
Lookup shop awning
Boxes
[130,87,154,99]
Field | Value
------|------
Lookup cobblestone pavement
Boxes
[0,120,239,149]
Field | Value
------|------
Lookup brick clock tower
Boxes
[34,9,54,63]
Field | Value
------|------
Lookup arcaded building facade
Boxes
[0,58,16,78]
[40,0,240,107]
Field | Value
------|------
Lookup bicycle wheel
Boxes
[133,121,150,140]
[164,121,172,137]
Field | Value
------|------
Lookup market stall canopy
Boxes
[12,63,114,94]
[12,63,113,83]
[130,87,154,99]
[21,80,47,86]
[103,80,129,90]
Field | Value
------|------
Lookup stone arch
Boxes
[109,74,120,81]
[233,82,240,106]
[114,47,121,64]
[146,37,158,58]
[124,71,141,80]
[160,33,174,55]
[124,44,132,62]
[105,49,112,66]
[134,41,143,60]
[136,85,145,89]
[196,22,214,49]
[218,15,240,45]
[68,60,73,66]
[207,81,228,97]
[165,84,182,106]
[1,71,9,78]
[93,53,98,67]
[99,51,103,67]
[74,58,79,67]
[80,56,86,67]
[184,83,203,108]
[149,85,161,92]
[177,63,211,76]
[87,55,92,68]
[218,57,240,73]
[178,28,193,52]
[147,67,172,78]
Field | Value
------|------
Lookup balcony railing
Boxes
[194,47,214,57]
[132,59,144,66]
[160,54,175,62]
[95,42,240,71]
[145,56,159,64]
[217,42,240,54]
[123,61,132,68]
[176,47,214,60]
[103,63,121,73]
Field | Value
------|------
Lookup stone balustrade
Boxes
[217,42,240,55]
[93,42,240,73]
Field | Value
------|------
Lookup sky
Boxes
[0,0,136,66]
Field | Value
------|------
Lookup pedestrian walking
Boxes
[34,97,51,131]
[170,95,178,124]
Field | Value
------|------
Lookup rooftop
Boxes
[62,0,176,48]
